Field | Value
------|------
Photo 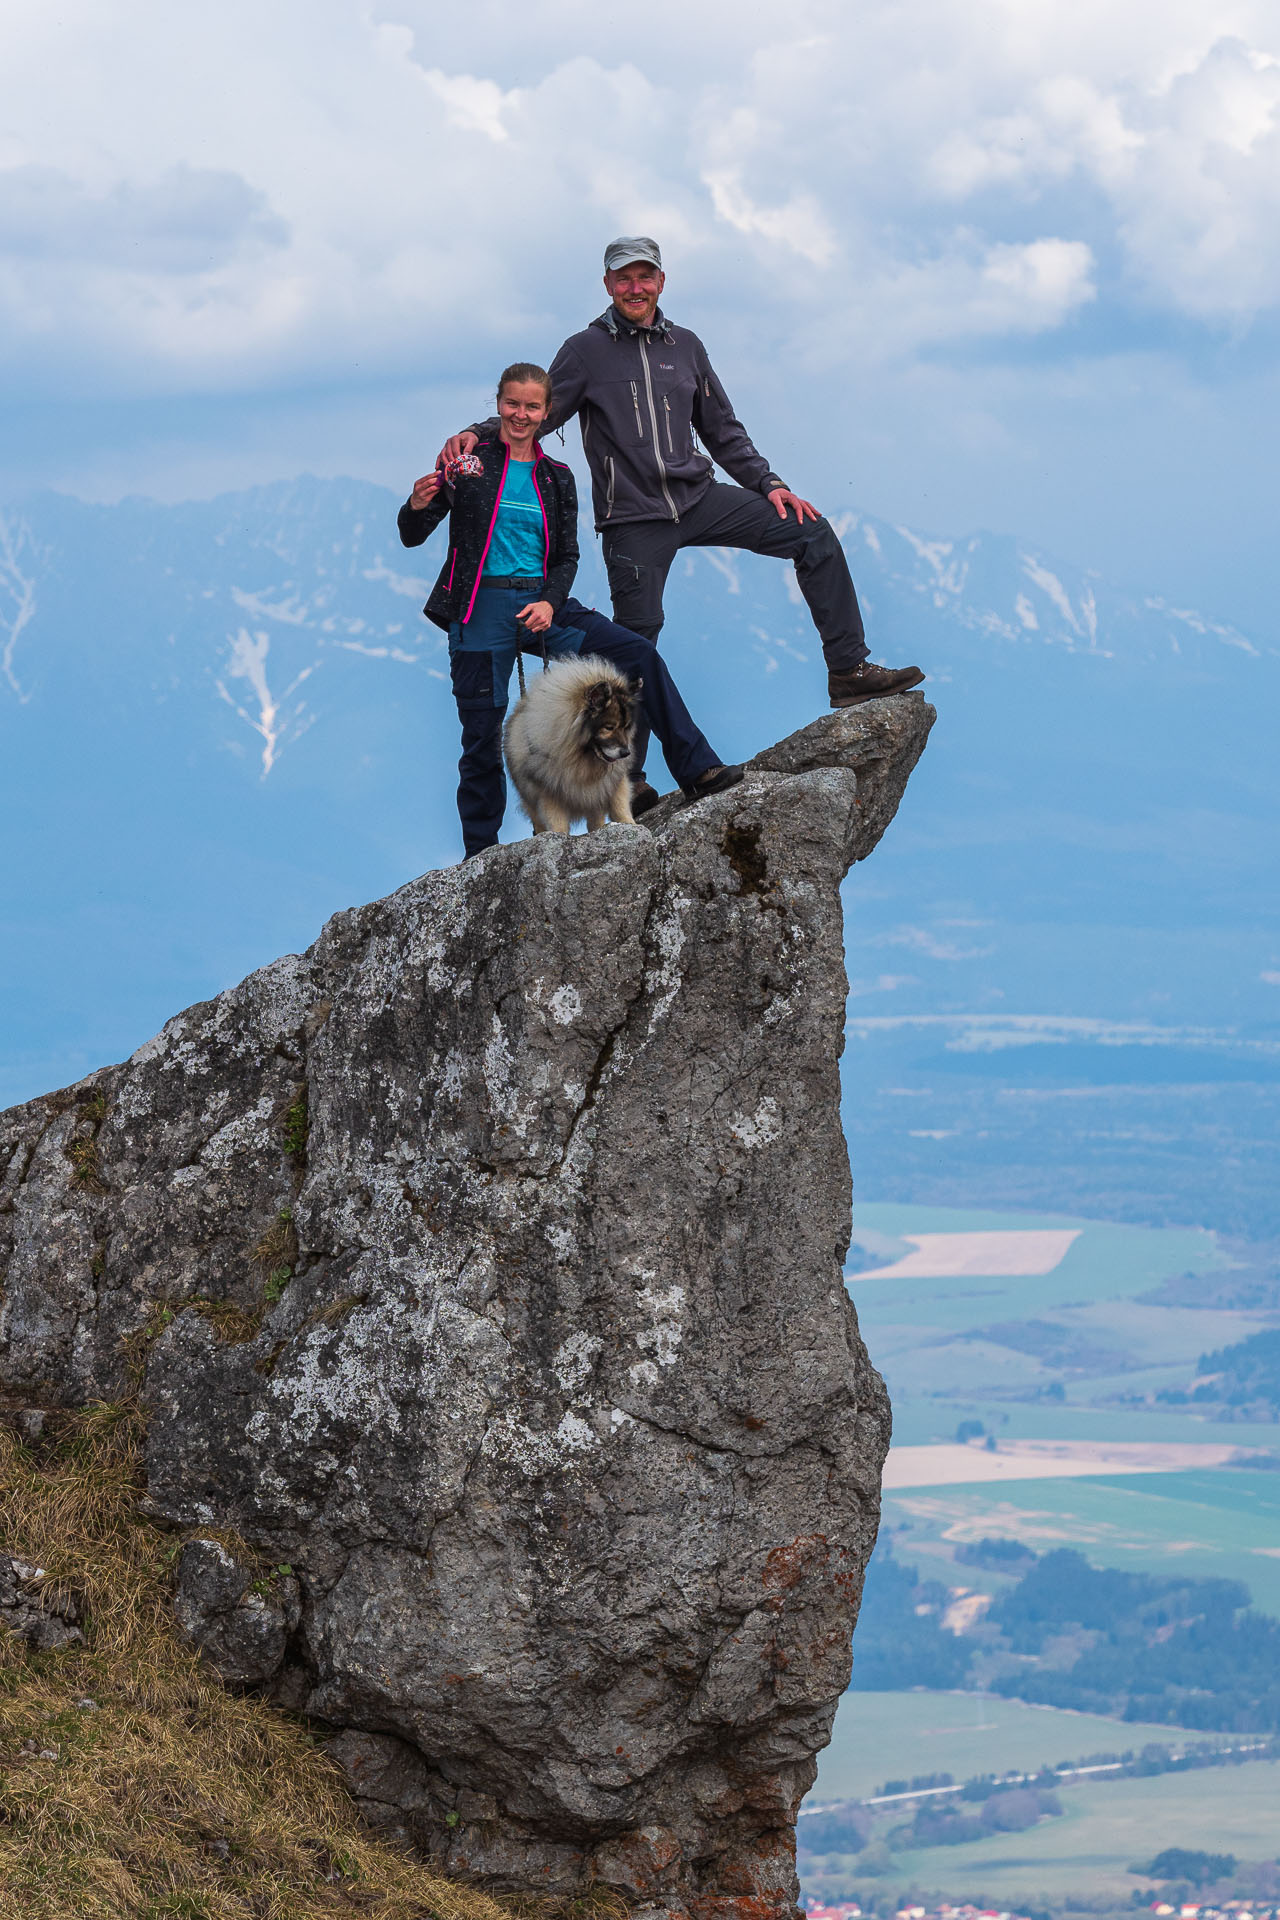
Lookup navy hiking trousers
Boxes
[449,590,720,857]
[601,480,868,777]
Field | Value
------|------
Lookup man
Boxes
[443,236,923,810]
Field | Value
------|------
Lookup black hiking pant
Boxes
[601,481,868,779]
[450,594,720,858]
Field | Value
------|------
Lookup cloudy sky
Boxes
[3,0,1278,627]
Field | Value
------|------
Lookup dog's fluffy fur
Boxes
[504,654,639,834]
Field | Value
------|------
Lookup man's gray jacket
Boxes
[477,306,787,532]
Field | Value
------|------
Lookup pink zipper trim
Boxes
[446,547,457,590]
[531,446,551,581]
[461,442,510,625]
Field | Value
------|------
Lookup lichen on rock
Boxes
[0,697,934,1920]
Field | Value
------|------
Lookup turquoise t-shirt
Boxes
[484,458,544,578]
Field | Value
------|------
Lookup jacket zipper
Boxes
[630,381,644,439]
[637,336,678,521]
[530,448,551,581]
[446,547,457,589]
[663,394,674,455]
[462,442,510,625]
[605,456,615,519]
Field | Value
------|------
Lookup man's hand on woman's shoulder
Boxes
[437,430,480,466]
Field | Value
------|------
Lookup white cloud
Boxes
[0,164,287,270]
[0,0,1276,406]
[849,235,1096,354]
[1117,38,1280,315]
[983,239,1097,322]
[875,925,997,962]
[704,169,836,268]
[848,974,921,997]
[418,65,513,143]
[5,0,1280,643]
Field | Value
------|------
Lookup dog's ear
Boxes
[632,675,644,696]
[586,681,612,714]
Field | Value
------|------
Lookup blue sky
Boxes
[2,0,1279,630]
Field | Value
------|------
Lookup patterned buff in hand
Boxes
[441,453,484,484]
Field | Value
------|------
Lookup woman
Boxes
[398,362,742,858]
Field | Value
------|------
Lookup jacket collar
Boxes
[481,433,546,465]
[595,303,675,344]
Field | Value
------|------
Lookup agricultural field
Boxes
[807,1694,1280,1906]
[849,1203,1228,1318]
[813,1690,1218,1801]
[886,1395,1280,1450]
[848,1207,1276,1395]
[844,1205,1280,1605]
[809,1204,1280,1892]
[858,1763,1280,1903]
[847,1214,1271,1409]
[882,1467,1280,1616]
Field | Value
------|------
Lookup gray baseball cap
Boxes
[603,235,663,273]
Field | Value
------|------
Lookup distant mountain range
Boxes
[4,478,1278,1229]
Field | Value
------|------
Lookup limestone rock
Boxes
[173,1538,302,1686]
[0,697,934,1918]
[0,1557,83,1651]
[325,1728,445,1849]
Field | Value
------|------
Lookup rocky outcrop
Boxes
[0,698,933,1919]
[0,1556,83,1651]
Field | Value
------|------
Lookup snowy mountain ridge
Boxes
[827,510,1268,668]
[3,474,1277,1113]
[1,478,1271,785]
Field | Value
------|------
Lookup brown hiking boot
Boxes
[685,763,745,800]
[629,777,663,818]
[829,661,926,708]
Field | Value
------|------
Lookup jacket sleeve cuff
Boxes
[761,473,787,496]
[397,500,428,545]
[544,567,575,612]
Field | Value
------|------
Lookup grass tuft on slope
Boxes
[0,1402,512,1920]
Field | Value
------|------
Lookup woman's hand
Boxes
[409,471,444,511]
[517,600,554,635]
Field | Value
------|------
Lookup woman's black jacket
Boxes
[397,435,579,632]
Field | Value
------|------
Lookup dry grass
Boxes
[253,1208,299,1310]
[252,1212,298,1276]
[65,1134,109,1194]
[122,1306,178,1385]
[0,1405,514,1920]
[186,1300,265,1346]
[64,1090,110,1194]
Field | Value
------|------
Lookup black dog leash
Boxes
[514,623,548,697]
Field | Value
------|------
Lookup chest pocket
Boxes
[597,371,645,442]
[655,369,696,457]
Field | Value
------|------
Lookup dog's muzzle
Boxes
[596,744,630,762]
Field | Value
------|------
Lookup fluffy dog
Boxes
[504,654,640,834]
